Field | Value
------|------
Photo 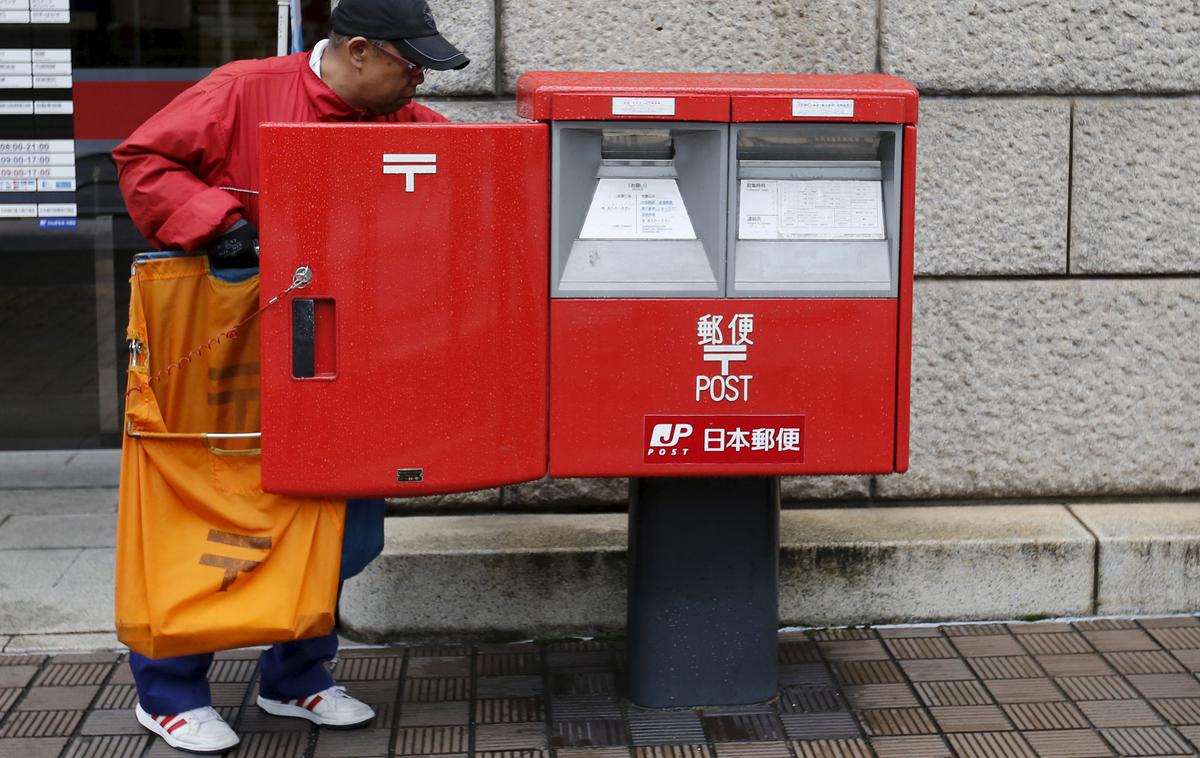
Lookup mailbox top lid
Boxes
[515,71,918,125]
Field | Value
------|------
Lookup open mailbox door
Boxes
[258,123,550,497]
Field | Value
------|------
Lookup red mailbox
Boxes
[258,74,917,496]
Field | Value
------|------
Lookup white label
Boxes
[791,99,855,118]
[30,0,69,9]
[32,48,69,62]
[0,179,34,191]
[0,165,71,178]
[0,1,30,10]
[38,202,75,217]
[0,139,73,153]
[612,97,676,117]
[0,49,32,62]
[32,61,68,74]
[0,75,32,88]
[738,179,885,240]
[0,62,30,74]
[0,10,29,22]
[580,178,696,240]
[37,177,73,191]
[29,10,68,22]
[32,74,70,88]
[0,204,36,218]
[0,152,73,166]
[34,100,72,114]
[0,100,33,114]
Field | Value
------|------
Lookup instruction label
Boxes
[738,179,884,240]
[580,178,697,240]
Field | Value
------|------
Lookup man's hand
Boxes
[207,219,259,269]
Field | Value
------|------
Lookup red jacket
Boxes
[113,50,446,252]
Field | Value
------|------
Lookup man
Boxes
[112,0,467,752]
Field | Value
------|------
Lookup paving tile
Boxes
[35,662,113,687]
[870,734,953,757]
[407,656,472,677]
[550,719,627,748]
[337,656,405,681]
[0,689,20,711]
[546,651,610,671]
[476,751,547,758]
[929,704,1012,732]
[1022,729,1115,757]
[474,696,543,724]
[1099,726,1194,755]
[810,629,877,641]
[704,714,783,742]
[558,749,631,758]
[779,664,836,687]
[474,722,548,751]
[779,711,859,740]
[816,641,888,662]
[1011,623,1078,635]
[943,624,1011,637]
[792,739,872,757]
[986,678,1065,703]
[899,658,973,681]
[407,645,469,657]
[829,660,905,685]
[1019,634,1093,656]
[393,725,470,754]
[776,687,843,714]
[778,642,822,664]
[1003,701,1091,730]
[0,666,37,688]
[403,677,470,702]
[968,656,1043,680]
[1126,673,1200,699]
[842,684,919,709]
[1037,655,1114,677]
[209,681,252,707]
[235,705,314,733]
[1168,649,1200,672]
[1105,651,1187,675]
[78,708,141,735]
[1083,629,1160,652]
[0,655,46,666]
[0,737,69,757]
[90,682,140,709]
[945,731,1036,757]
[1076,620,1140,632]
[1140,618,1200,629]
[312,728,392,757]
[0,709,82,737]
[1056,676,1140,701]
[858,708,936,736]
[62,734,150,758]
[0,549,78,589]
[209,658,257,683]
[478,675,543,698]
[1079,699,1165,727]
[481,652,542,675]
[0,514,116,549]
[550,672,615,696]
[399,700,471,726]
[626,712,706,746]
[877,626,943,638]
[632,747,709,758]
[1151,698,1200,725]
[340,679,397,706]
[224,731,310,758]
[883,637,957,660]
[1147,628,1200,650]
[950,635,1027,658]
[1179,724,1200,750]
[548,696,620,720]
[713,742,791,758]
[914,680,993,706]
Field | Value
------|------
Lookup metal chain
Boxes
[126,265,313,398]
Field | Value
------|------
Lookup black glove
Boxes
[207,219,259,269]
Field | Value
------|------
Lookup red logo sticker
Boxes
[644,415,805,464]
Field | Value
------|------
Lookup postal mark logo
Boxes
[696,313,755,402]
[199,529,272,591]
[382,153,437,192]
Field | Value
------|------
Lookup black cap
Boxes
[332,0,469,71]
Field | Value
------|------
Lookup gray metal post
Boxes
[625,476,780,708]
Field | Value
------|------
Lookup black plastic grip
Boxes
[292,299,315,378]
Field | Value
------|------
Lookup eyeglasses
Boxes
[370,41,424,74]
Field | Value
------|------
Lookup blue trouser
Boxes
[131,500,385,714]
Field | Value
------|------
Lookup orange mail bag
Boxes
[116,254,344,659]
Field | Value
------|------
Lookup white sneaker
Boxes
[257,685,375,728]
[135,703,240,754]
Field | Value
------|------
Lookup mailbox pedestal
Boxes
[626,476,780,707]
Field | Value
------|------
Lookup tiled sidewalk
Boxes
[5,618,1200,757]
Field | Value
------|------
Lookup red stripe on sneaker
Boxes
[166,718,187,734]
[305,695,323,711]
[158,715,174,726]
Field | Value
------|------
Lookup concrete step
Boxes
[342,503,1170,643]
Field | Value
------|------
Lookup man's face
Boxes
[358,40,426,115]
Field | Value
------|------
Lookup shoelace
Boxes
[177,705,222,726]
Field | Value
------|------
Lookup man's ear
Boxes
[347,37,371,68]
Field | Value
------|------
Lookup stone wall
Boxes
[398,0,1200,509]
